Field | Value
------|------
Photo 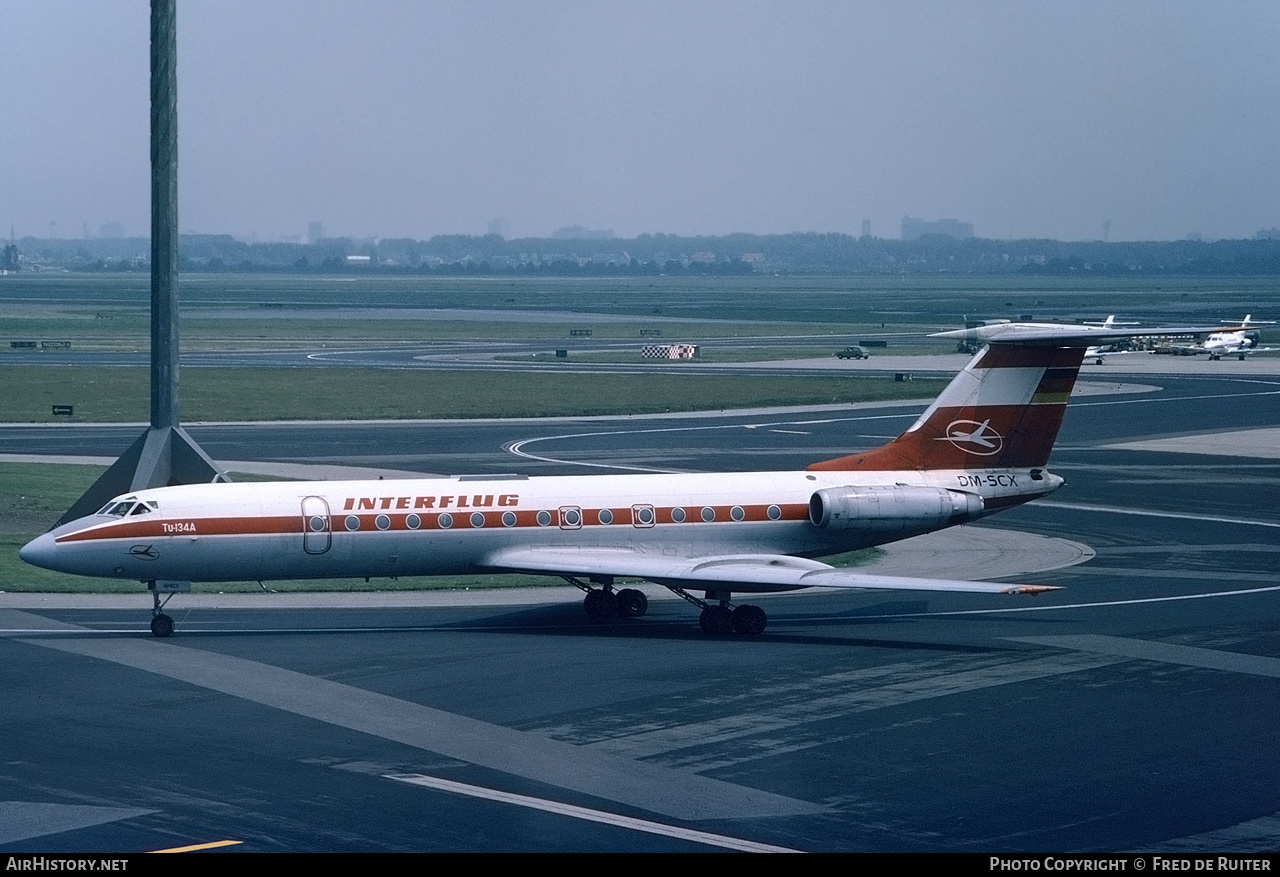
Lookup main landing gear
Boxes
[569,577,650,621]
[693,599,767,637]
[696,601,762,635]
[668,587,768,636]
[567,577,768,636]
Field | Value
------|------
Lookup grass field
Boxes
[2,313,897,352]
[8,272,1278,351]
[0,365,945,423]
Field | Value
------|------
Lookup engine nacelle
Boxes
[808,485,984,532]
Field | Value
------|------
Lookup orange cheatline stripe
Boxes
[55,504,813,543]
[57,515,298,543]
[148,839,243,853]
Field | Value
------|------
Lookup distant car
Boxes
[835,346,869,359]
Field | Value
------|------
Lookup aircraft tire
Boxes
[699,606,734,636]
[616,588,648,618]
[731,604,767,636]
[583,589,617,621]
[150,613,174,638]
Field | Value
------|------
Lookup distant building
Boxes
[901,216,974,241]
[487,217,509,238]
[308,222,324,243]
[552,225,615,240]
[99,221,125,239]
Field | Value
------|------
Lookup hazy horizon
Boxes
[4,2,1278,244]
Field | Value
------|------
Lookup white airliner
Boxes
[1184,315,1277,360]
[1082,315,1140,364]
[19,323,1211,638]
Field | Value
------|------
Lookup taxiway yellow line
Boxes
[148,839,242,853]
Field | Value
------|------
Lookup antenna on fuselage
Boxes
[57,0,226,526]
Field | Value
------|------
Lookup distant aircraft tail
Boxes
[808,342,1085,472]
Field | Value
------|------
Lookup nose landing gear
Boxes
[147,579,190,637]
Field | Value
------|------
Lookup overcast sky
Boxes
[4,1,1278,243]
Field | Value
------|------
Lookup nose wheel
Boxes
[150,613,174,638]
[147,579,190,637]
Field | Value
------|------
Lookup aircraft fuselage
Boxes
[23,466,1060,590]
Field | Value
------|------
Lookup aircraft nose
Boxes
[18,532,58,571]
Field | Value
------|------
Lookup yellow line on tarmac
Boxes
[149,839,243,853]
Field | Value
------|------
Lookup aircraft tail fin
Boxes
[808,342,1085,472]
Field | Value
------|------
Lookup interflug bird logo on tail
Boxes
[940,419,1004,456]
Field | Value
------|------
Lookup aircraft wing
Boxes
[481,547,1057,595]
[933,323,1225,346]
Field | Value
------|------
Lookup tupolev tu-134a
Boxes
[20,322,1216,638]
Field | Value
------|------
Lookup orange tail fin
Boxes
[809,344,1086,472]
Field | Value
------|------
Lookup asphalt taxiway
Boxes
[1,360,1278,853]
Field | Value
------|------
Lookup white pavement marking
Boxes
[505,412,915,473]
[0,802,158,846]
[537,653,1120,767]
[1008,634,1280,679]
[1071,386,1280,410]
[1152,812,1280,854]
[386,774,802,853]
[818,583,1280,619]
[1103,426,1280,460]
[13,616,822,821]
[1036,501,1280,529]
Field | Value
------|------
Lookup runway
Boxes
[1,367,1278,853]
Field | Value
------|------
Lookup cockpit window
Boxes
[96,497,158,517]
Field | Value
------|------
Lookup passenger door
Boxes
[301,495,332,554]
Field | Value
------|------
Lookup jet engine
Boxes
[808,485,984,532]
